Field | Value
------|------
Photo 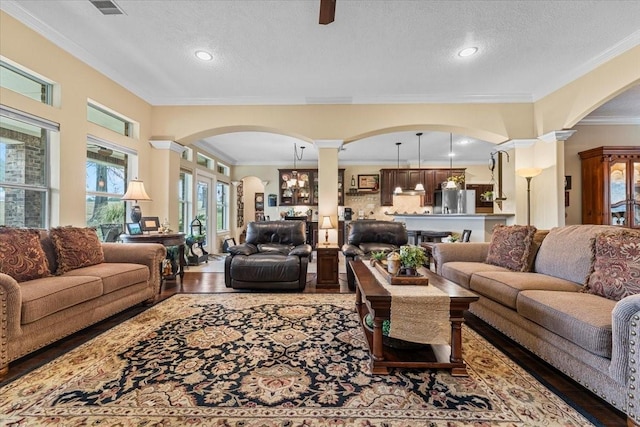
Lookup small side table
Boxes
[120,232,186,285]
[316,244,340,287]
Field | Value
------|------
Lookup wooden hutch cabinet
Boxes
[278,169,345,206]
[579,146,640,229]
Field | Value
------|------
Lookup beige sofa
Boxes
[0,229,166,378]
[434,224,640,424]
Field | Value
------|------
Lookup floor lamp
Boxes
[516,168,543,225]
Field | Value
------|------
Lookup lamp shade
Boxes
[319,215,334,229]
[516,168,543,178]
[121,179,152,202]
[445,180,458,189]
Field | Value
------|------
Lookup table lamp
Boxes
[319,215,335,245]
[121,179,151,224]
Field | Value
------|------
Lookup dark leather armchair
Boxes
[342,220,408,291]
[225,221,312,290]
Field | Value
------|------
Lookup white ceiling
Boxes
[2,0,639,166]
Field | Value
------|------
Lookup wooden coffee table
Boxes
[351,259,479,376]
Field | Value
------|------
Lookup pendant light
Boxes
[394,142,403,195]
[414,132,425,193]
[445,133,458,189]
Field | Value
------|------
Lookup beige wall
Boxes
[1,10,638,235]
[564,125,640,225]
[1,12,154,226]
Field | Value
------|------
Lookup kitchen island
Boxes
[387,213,514,242]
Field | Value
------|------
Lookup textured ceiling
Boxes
[2,0,638,165]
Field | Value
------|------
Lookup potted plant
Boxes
[481,190,494,202]
[399,245,427,276]
[369,250,387,265]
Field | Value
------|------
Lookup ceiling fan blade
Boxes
[319,0,336,25]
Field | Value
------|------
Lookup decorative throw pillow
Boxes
[0,227,50,282]
[583,229,640,301]
[49,226,105,274]
[485,224,537,272]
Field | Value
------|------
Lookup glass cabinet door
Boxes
[609,160,627,226]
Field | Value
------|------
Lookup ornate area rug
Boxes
[1,294,595,426]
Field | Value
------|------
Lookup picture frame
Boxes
[357,174,379,190]
[141,216,160,232]
[126,222,143,235]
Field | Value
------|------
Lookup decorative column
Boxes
[315,139,342,246]
[149,140,187,231]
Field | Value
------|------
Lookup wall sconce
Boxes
[319,215,335,245]
[516,168,543,225]
[121,179,151,224]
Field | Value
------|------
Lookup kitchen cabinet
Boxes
[379,168,465,207]
[579,146,640,228]
[379,169,395,206]
[278,169,344,206]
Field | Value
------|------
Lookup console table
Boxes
[351,259,478,376]
[120,233,186,284]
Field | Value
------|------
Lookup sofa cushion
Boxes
[50,226,105,274]
[470,271,581,309]
[440,261,510,289]
[534,224,619,284]
[229,253,300,282]
[485,225,536,272]
[64,263,149,294]
[526,230,549,272]
[516,290,615,358]
[258,243,292,255]
[0,227,51,282]
[583,229,640,301]
[20,275,103,324]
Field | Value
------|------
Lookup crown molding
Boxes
[539,130,577,143]
[577,116,640,125]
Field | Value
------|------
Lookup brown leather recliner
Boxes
[341,220,408,291]
[225,221,312,290]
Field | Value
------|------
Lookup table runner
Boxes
[366,263,450,345]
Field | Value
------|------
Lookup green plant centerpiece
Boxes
[481,190,494,202]
[369,250,387,265]
[399,245,426,276]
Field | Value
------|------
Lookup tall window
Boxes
[178,170,193,233]
[0,61,52,104]
[217,181,229,231]
[0,106,57,228]
[85,141,127,238]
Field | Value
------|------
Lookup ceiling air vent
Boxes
[89,0,125,15]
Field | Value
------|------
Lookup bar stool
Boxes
[406,230,422,245]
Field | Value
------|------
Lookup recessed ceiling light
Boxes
[459,139,470,145]
[448,152,456,157]
[195,50,213,61]
[458,47,478,57]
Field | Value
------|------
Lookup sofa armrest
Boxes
[101,242,166,295]
[433,243,489,266]
[342,244,365,259]
[612,294,640,421]
[289,244,312,257]
[0,273,22,369]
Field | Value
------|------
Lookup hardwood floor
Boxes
[1,272,627,426]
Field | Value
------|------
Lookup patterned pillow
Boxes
[583,229,640,301]
[485,225,537,272]
[0,227,51,282]
[49,226,105,274]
